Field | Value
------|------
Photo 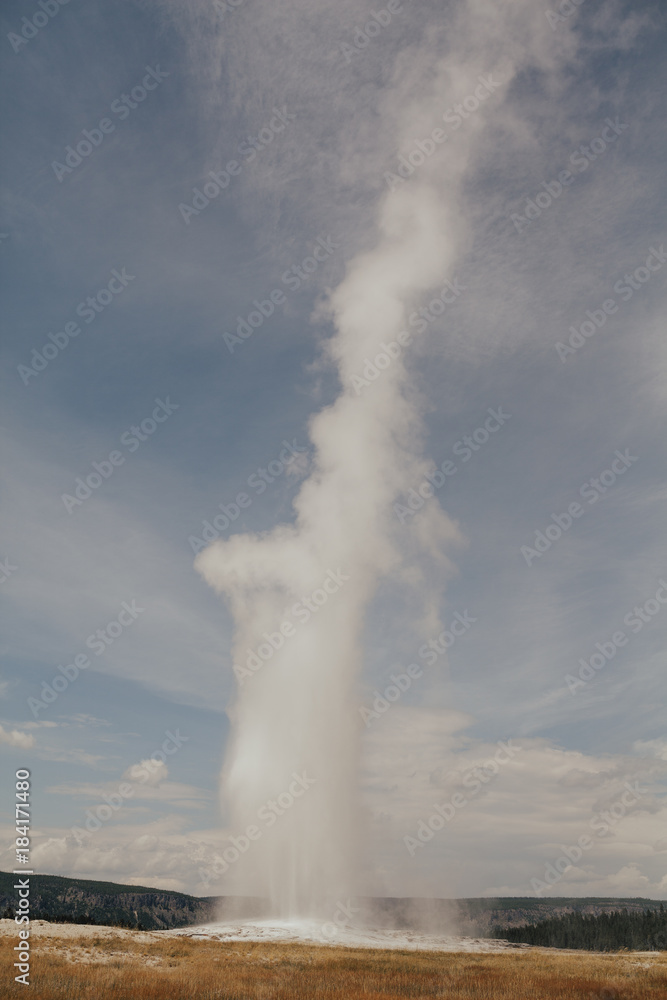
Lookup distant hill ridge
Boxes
[0,871,251,930]
[0,871,662,933]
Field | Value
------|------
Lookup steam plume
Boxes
[193,0,578,917]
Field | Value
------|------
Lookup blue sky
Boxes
[1,0,666,902]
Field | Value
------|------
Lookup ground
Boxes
[1,918,665,998]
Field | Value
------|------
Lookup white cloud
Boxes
[21,815,219,894]
[18,708,663,900]
[47,772,211,809]
[123,758,169,787]
[603,863,651,893]
[35,748,107,767]
[0,723,34,749]
[11,716,666,901]
[359,707,667,899]
[634,738,667,761]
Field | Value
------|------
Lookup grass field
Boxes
[2,922,665,998]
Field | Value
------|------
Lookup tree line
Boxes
[495,905,666,951]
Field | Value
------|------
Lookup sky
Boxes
[1,0,666,904]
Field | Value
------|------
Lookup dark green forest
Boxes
[495,905,667,951]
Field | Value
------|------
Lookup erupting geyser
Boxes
[193,0,543,922]
[195,183,462,918]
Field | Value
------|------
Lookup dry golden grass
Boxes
[1,924,665,999]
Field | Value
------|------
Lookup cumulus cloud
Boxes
[634,738,667,761]
[124,758,170,787]
[23,815,218,893]
[360,706,667,899]
[0,723,35,749]
[12,714,666,900]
